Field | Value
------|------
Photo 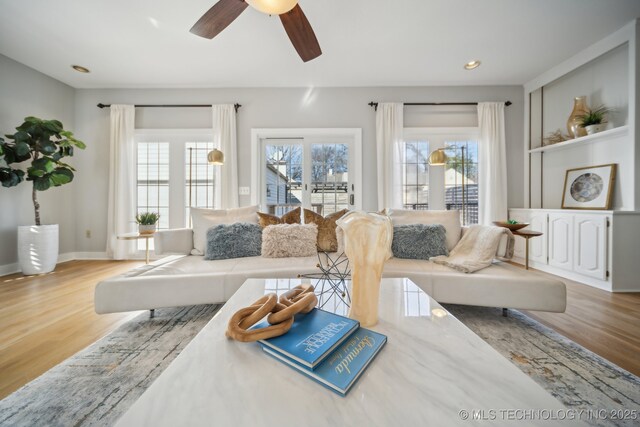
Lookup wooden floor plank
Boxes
[0,260,638,400]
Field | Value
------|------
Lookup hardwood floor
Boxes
[521,266,640,377]
[0,260,143,399]
[0,260,638,400]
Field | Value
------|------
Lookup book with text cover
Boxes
[254,308,359,369]
[263,328,387,396]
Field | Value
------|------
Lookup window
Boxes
[402,128,479,225]
[252,129,362,216]
[136,130,214,251]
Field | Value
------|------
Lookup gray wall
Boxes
[0,54,76,266]
[74,86,523,253]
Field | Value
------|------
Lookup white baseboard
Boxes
[0,251,111,276]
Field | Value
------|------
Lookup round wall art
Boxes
[570,173,603,202]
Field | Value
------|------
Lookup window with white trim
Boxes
[402,128,480,225]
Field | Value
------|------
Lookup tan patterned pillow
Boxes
[304,208,348,252]
[257,207,301,228]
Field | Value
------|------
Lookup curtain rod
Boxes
[368,101,512,111]
[96,103,242,112]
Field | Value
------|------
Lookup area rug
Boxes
[0,304,221,427]
[1,304,638,427]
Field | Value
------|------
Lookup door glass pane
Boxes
[402,141,429,210]
[137,141,170,250]
[265,144,303,216]
[185,142,216,226]
[444,140,478,224]
[310,143,349,216]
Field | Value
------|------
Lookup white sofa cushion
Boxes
[388,209,462,251]
[190,206,259,255]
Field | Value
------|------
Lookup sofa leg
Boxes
[502,308,508,317]
[150,309,155,319]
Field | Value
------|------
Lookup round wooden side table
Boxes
[512,230,543,270]
[117,232,154,264]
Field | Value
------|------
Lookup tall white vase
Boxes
[18,224,59,275]
[336,212,393,327]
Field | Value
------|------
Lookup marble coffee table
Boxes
[116,278,576,426]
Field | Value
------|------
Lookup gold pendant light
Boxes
[207,149,224,165]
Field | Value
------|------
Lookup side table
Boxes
[512,230,543,270]
[117,232,154,264]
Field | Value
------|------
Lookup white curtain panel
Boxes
[477,102,508,225]
[212,104,238,209]
[376,103,404,210]
[106,105,136,259]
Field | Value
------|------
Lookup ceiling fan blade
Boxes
[279,4,322,62]
[190,0,249,39]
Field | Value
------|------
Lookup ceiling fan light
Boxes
[207,149,224,165]
[246,0,297,15]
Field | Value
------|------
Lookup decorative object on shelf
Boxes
[567,96,589,138]
[336,211,393,327]
[577,105,611,135]
[226,284,317,342]
[299,251,351,309]
[542,129,570,146]
[0,117,86,275]
[135,212,159,235]
[562,164,616,210]
[492,220,530,232]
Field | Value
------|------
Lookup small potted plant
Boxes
[578,105,611,135]
[136,212,160,235]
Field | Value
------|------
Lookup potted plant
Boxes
[578,105,611,135]
[0,117,86,275]
[136,212,160,235]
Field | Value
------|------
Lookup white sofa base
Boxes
[95,253,566,315]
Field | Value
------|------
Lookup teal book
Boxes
[263,328,387,396]
[255,308,359,369]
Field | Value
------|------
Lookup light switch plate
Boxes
[239,187,250,196]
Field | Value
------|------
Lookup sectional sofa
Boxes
[94,215,567,315]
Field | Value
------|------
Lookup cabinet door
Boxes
[573,215,608,280]
[548,213,573,271]
[528,211,548,264]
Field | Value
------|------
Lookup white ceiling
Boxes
[1,0,639,89]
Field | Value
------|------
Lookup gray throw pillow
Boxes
[392,224,449,260]
[205,223,262,260]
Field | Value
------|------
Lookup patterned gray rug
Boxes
[0,304,638,427]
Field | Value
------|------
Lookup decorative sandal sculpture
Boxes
[226,284,317,342]
[336,211,393,327]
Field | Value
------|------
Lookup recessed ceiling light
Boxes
[71,65,90,73]
[464,60,481,70]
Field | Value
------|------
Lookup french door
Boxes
[252,129,362,216]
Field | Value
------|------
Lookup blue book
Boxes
[254,308,359,369]
[263,328,387,396]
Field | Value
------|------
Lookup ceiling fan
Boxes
[190,0,322,62]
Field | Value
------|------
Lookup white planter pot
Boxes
[138,224,157,235]
[18,224,59,275]
[585,124,606,135]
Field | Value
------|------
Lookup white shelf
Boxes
[528,125,628,154]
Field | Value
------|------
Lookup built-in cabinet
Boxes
[509,209,640,292]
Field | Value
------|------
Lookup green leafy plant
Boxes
[0,117,86,225]
[507,219,519,225]
[578,105,611,127]
[135,212,160,225]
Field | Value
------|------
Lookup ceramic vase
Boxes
[336,211,393,327]
[18,224,59,275]
[567,96,588,138]
[585,123,606,135]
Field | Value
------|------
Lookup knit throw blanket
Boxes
[430,225,514,273]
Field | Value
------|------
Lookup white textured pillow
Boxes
[387,209,461,251]
[191,206,259,255]
[261,224,318,258]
